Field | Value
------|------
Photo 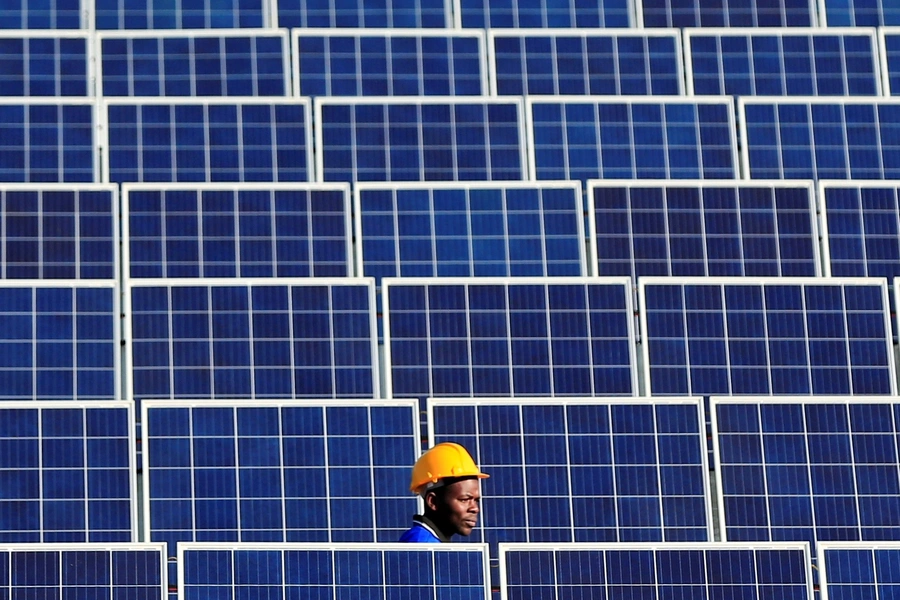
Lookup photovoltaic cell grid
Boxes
[123,184,351,279]
[589,181,820,279]
[0,185,117,280]
[94,0,267,28]
[0,34,90,96]
[0,545,165,599]
[0,101,96,183]
[126,279,379,402]
[0,403,135,543]
[98,30,289,96]
[383,278,638,401]
[429,398,712,550]
[686,29,881,96]
[879,29,900,96]
[0,4,81,28]
[179,544,489,600]
[144,402,419,557]
[0,282,119,401]
[103,99,312,184]
[356,182,586,286]
[528,98,737,182]
[819,543,900,600]
[740,98,900,180]
[820,0,900,26]
[500,543,813,600]
[713,398,900,556]
[638,0,817,26]
[489,30,683,96]
[278,0,449,27]
[640,278,897,397]
[455,0,634,27]
[292,30,486,97]
[316,98,526,183]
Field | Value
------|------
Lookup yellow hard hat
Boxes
[410,442,488,495]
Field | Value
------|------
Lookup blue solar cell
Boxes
[94,0,267,28]
[357,182,586,287]
[880,29,900,96]
[0,185,117,280]
[316,98,526,183]
[145,402,418,559]
[127,279,379,401]
[0,403,135,542]
[104,99,312,184]
[98,30,289,96]
[0,3,82,28]
[821,0,900,26]
[740,98,900,180]
[293,30,486,96]
[686,29,880,96]
[278,0,449,27]
[529,97,738,182]
[819,543,900,600]
[0,101,96,183]
[490,30,683,95]
[179,543,488,600]
[0,33,90,96]
[456,0,633,27]
[124,183,351,278]
[714,398,900,555]
[638,0,817,26]
[0,283,119,401]
[501,543,813,600]
[384,277,638,401]
[590,181,821,279]
[640,278,897,397]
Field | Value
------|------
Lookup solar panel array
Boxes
[0,32,91,96]
[879,28,900,95]
[94,0,268,29]
[819,542,900,600]
[278,0,449,28]
[820,0,900,26]
[455,0,633,27]
[638,0,818,27]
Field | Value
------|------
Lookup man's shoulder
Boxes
[399,521,442,543]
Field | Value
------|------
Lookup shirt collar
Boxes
[413,514,451,543]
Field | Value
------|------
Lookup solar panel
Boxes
[455,0,634,27]
[0,3,82,28]
[500,542,814,600]
[0,282,119,401]
[103,98,312,184]
[0,402,135,542]
[316,97,526,183]
[278,0,449,27]
[819,0,900,26]
[123,183,351,279]
[879,28,900,96]
[589,180,820,279]
[740,98,900,180]
[713,397,900,556]
[179,543,489,600]
[0,32,91,96]
[0,100,96,183]
[640,278,897,397]
[685,28,881,96]
[144,401,419,558]
[819,542,900,600]
[97,29,290,96]
[94,0,268,28]
[383,277,638,402]
[126,278,379,402]
[528,97,738,182]
[638,0,817,26]
[356,181,586,288]
[0,184,117,280]
[429,397,712,551]
[292,29,486,96]
[489,29,683,96]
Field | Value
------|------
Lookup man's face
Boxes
[428,478,482,536]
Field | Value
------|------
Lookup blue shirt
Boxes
[399,515,447,543]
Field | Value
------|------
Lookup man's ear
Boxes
[423,490,440,512]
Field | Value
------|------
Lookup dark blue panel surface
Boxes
[128,279,378,401]
[99,32,288,96]
[384,278,637,401]
[591,182,820,279]
[0,185,117,280]
[822,0,900,25]
[641,278,896,397]
[317,98,525,183]
[820,544,900,600]
[456,0,633,27]
[105,100,311,184]
[530,98,737,182]
[688,31,879,96]
[294,31,484,96]
[881,31,900,96]
[715,399,900,555]
[358,183,585,286]
[639,0,816,26]
[0,3,81,28]
[492,31,682,95]
[278,0,448,27]
[125,184,350,278]
[0,404,134,542]
[0,35,89,96]
[94,0,266,28]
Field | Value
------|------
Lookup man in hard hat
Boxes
[400,442,489,543]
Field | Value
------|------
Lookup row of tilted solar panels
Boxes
[6,27,900,98]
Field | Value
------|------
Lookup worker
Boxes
[399,442,489,543]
